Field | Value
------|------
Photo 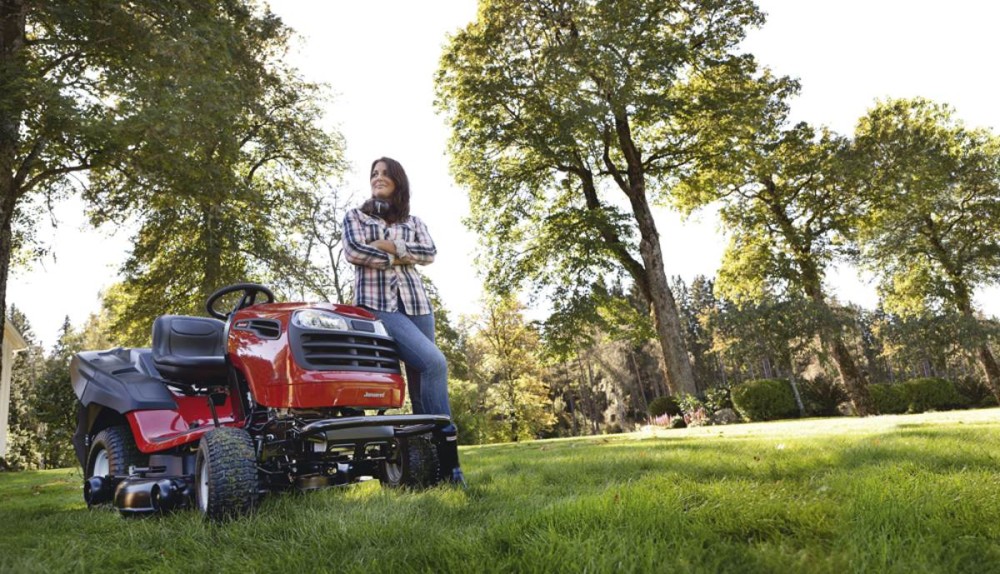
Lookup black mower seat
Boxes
[151,315,228,386]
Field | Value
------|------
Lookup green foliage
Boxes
[436,0,791,397]
[447,378,489,446]
[872,309,986,381]
[0,1,343,352]
[854,98,1000,318]
[472,296,556,442]
[869,384,909,415]
[703,387,733,413]
[901,378,964,413]
[798,376,849,417]
[686,123,855,304]
[35,315,114,468]
[648,396,680,418]
[703,292,829,382]
[731,379,799,422]
[954,376,999,408]
[677,394,705,417]
[543,279,654,359]
[672,275,723,388]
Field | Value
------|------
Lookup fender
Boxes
[71,350,178,414]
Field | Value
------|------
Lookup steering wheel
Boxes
[206,283,276,320]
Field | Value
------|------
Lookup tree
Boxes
[473,296,555,442]
[672,275,720,390]
[0,1,340,362]
[86,6,343,343]
[298,185,356,305]
[853,98,1000,400]
[436,0,790,397]
[679,122,876,414]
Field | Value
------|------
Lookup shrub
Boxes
[648,396,681,418]
[869,384,908,414]
[798,376,848,417]
[677,394,704,417]
[703,387,733,412]
[953,376,998,408]
[730,379,799,422]
[901,377,964,412]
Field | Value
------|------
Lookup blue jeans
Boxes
[369,308,451,417]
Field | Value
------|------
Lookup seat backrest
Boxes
[151,316,229,385]
[152,315,226,359]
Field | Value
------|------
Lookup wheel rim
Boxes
[92,448,109,477]
[197,457,209,513]
[384,441,403,483]
[385,459,403,483]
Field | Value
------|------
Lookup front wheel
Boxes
[195,427,258,521]
[86,426,147,507]
[380,434,442,489]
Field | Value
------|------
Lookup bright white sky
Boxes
[9,0,1000,349]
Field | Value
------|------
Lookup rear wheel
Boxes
[195,427,258,521]
[380,434,441,489]
[86,426,147,507]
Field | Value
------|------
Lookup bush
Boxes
[677,394,704,416]
[648,396,681,418]
[798,376,848,417]
[953,376,998,408]
[901,377,964,412]
[870,384,908,414]
[730,379,799,422]
[703,387,732,412]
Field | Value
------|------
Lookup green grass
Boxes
[4,410,1000,573]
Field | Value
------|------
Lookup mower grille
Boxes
[295,331,402,373]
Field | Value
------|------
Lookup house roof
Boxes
[4,320,28,351]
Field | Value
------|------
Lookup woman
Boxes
[342,157,465,486]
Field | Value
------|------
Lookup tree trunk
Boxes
[952,290,1000,403]
[794,254,874,414]
[628,349,650,416]
[977,345,1000,402]
[787,349,805,417]
[597,112,697,398]
[828,337,875,415]
[567,390,578,437]
[200,204,223,298]
[634,218,698,397]
[762,356,773,379]
[0,0,27,378]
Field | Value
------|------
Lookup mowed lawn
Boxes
[3,410,1000,573]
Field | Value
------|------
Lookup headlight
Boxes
[292,310,349,331]
[372,320,388,337]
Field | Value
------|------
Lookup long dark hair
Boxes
[364,156,410,223]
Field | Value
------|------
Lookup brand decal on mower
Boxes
[363,392,386,398]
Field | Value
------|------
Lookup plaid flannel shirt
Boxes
[342,207,436,315]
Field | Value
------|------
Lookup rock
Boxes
[712,408,741,425]
[837,401,857,416]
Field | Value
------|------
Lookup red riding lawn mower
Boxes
[70,283,456,520]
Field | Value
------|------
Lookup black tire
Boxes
[195,427,258,521]
[380,434,442,489]
[86,426,148,506]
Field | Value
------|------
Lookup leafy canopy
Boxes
[436,0,788,298]
[853,98,1000,316]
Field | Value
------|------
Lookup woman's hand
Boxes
[369,239,397,254]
